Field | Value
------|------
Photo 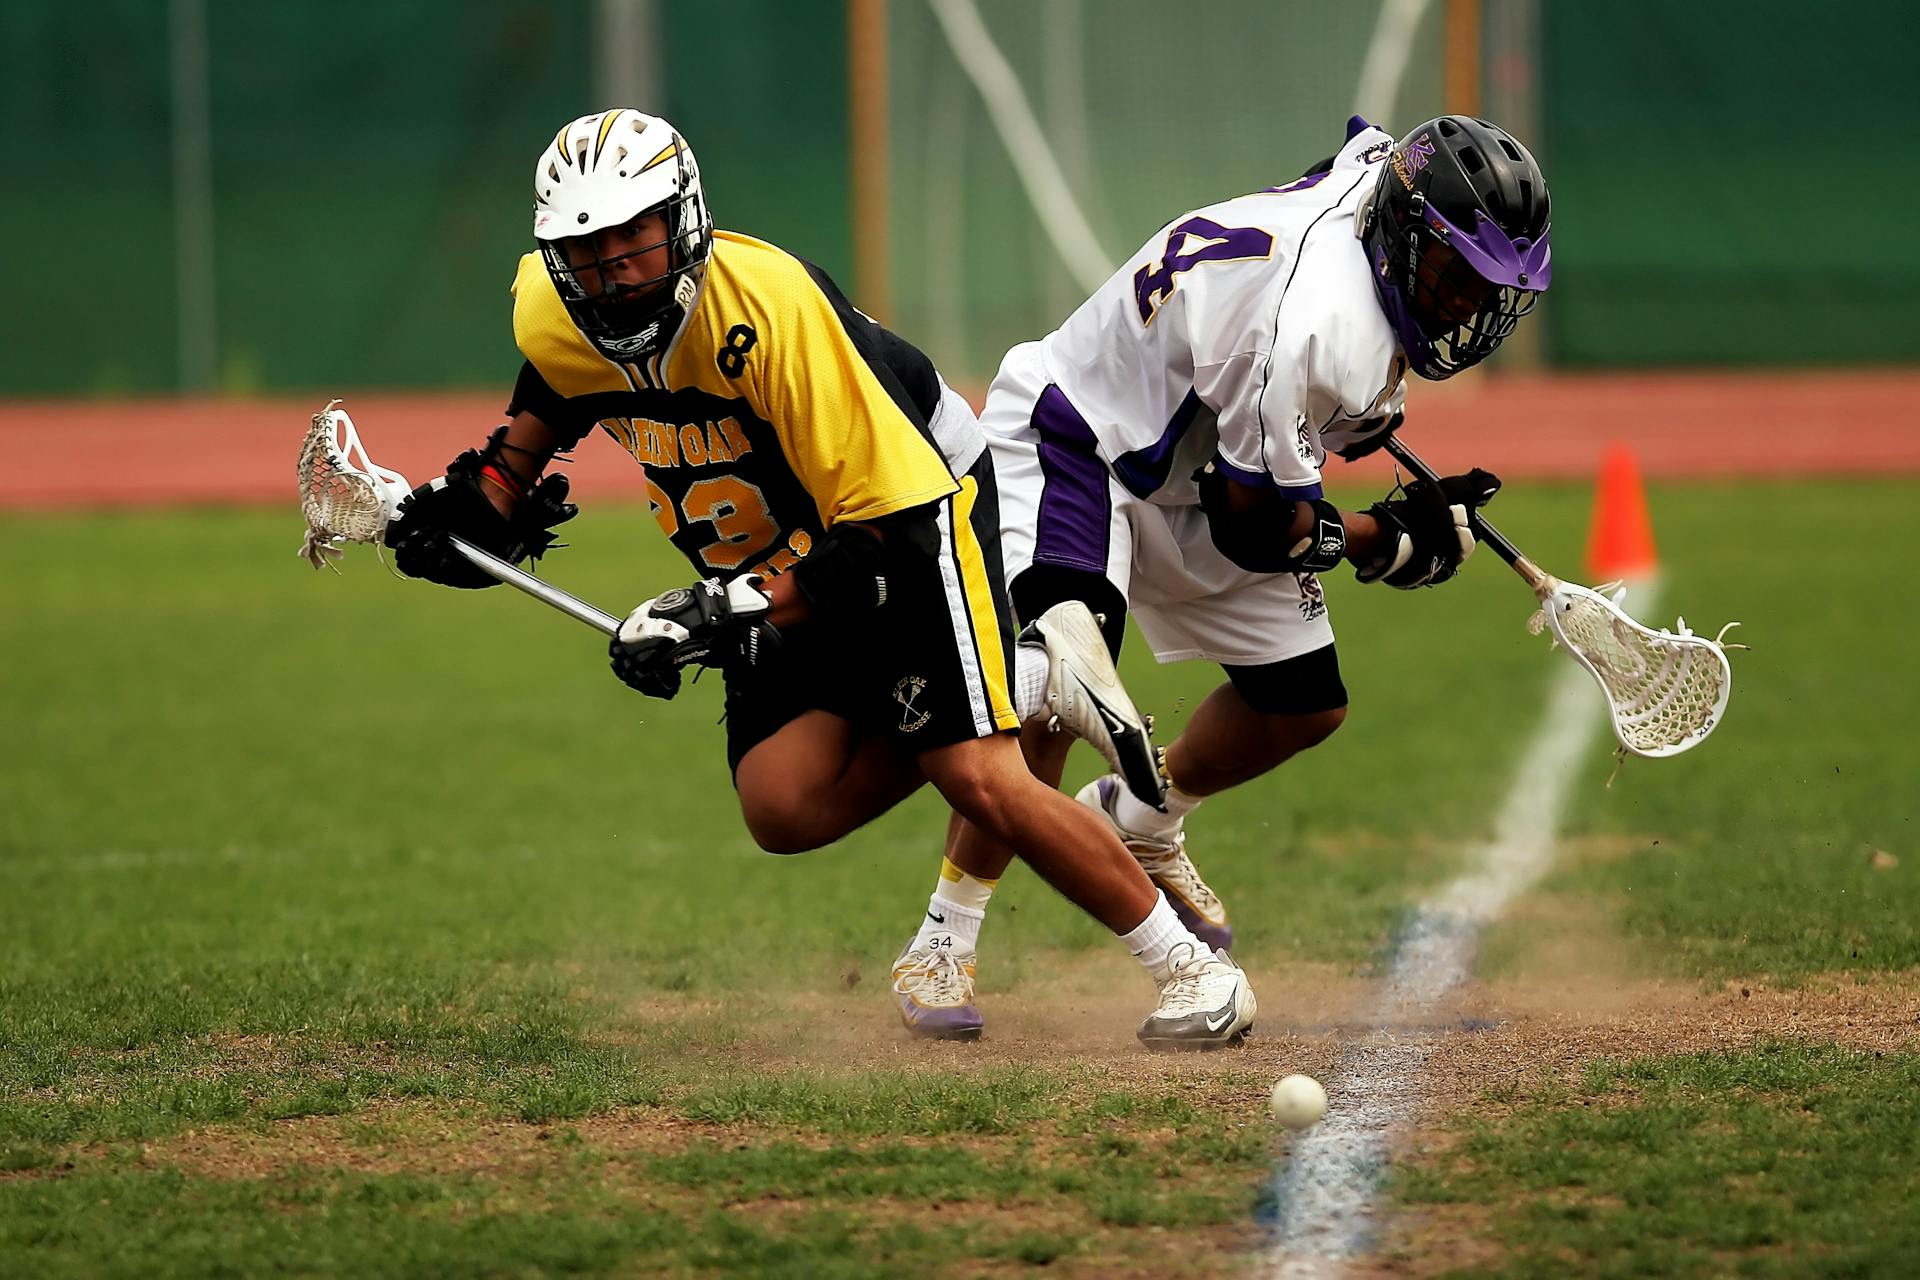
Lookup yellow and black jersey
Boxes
[508,231,968,582]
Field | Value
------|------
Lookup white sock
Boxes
[1115,781,1204,836]
[1119,892,1205,985]
[1013,641,1049,720]
[912,896,984,953]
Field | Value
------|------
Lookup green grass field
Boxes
[3,480,1916,1277]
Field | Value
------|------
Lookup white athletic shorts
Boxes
[981,343,1336,667]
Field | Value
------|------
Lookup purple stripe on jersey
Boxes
[1030,384,1112,575]
[1346,114,1378,141]
[1112,389,1206,499]
[1262,170,1330,196]
[1211,451,1323,501]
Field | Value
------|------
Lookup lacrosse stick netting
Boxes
[1379,434,1740,760]
[297,400,412,570]
[1527,580,1739,758]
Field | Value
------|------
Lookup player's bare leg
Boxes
[903,732,1254,1050]
[1083,681,1346,949]
[733,709,923,854]
[1159,683,1347,796]
[921,734,1153,932]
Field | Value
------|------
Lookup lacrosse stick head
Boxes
[1529,579,1734,758]
[297,400,413,570]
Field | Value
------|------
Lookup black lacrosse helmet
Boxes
[1361,116,1551,379]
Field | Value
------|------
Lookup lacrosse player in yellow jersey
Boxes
[380,109,1256,1050]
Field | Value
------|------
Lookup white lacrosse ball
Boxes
[1270,1074,1327,1130]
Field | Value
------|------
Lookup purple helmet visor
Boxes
[1425,206,1552,292]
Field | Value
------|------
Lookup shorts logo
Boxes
[894,675,933,732]
[1296,573,1327,622]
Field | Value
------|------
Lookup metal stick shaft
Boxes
[1380,435,1553,595]
[448,537,621,636]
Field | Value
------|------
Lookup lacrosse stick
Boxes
[297,400,621,636]
[1382,435,1740,759]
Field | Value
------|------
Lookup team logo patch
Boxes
[1295,414,1315,464]
[1296,573,1327,622]
[894,675,933,732]
[1390,132,1435,190]
[600,322,662,357]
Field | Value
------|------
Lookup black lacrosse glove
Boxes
[609,575,780,700]
[383,430,577,589]
[1356,467,1501,589]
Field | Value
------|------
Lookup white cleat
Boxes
[1138,943,1256,1052]
[1020,600,1166,806]
[1077,775,1233,952]
[890,936,984,1041]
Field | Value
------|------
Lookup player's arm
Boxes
[609,506,935,698]
[1194,461,1501,589]
[383,394,578,590]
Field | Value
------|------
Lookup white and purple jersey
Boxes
[1017,118,1407,510]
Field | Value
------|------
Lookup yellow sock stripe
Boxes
[939,856,1000,889]
[950,476,1019,731]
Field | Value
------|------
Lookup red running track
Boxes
[2,370,1916,510]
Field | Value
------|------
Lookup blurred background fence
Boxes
[4,0,1915,398]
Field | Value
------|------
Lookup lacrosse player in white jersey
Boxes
[889,115,1551,1038]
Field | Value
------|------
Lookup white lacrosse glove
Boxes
[609,575,777,699]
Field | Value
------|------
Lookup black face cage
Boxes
[539,150,711,357]
[1381,193,1538,376]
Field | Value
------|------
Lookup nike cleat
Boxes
[1021,600,1167,806]
[891,936,984,1041]
[1138,944,1256,1051]
[1078,775,1233,952]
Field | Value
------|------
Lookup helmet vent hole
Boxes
[1459,146,1485,175]
[1499,138,1523,162]
[548,162,559,181]
[1438,118,1460,137]
[1519,179,1534,210]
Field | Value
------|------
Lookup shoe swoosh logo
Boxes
[1203,1009,1234,1033]
[926,911,945,923]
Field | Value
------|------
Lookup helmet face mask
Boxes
[1363,116,1551,379]
[533,110,712,363]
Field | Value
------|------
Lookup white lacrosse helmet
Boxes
[532,109,712,363]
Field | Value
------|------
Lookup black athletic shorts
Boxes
[723,453,1020,775]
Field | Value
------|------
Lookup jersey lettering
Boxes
[1133,217,1275,325]
[619,415,755,471]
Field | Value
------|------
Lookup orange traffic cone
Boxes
[1585,442,1658,581]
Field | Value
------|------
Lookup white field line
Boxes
[1263,578,1659,1277]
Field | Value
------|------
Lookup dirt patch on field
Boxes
[665,955,1369,1097]
[13,933,1918,1277]
[1348,931,1920,1279]
[1418,969,1920,1114]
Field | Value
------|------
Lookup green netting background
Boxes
[3,0,1912,395]
[1539,0,1920,366]
[0,0,850,396]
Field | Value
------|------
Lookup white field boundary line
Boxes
[1263,577,1660,1277]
